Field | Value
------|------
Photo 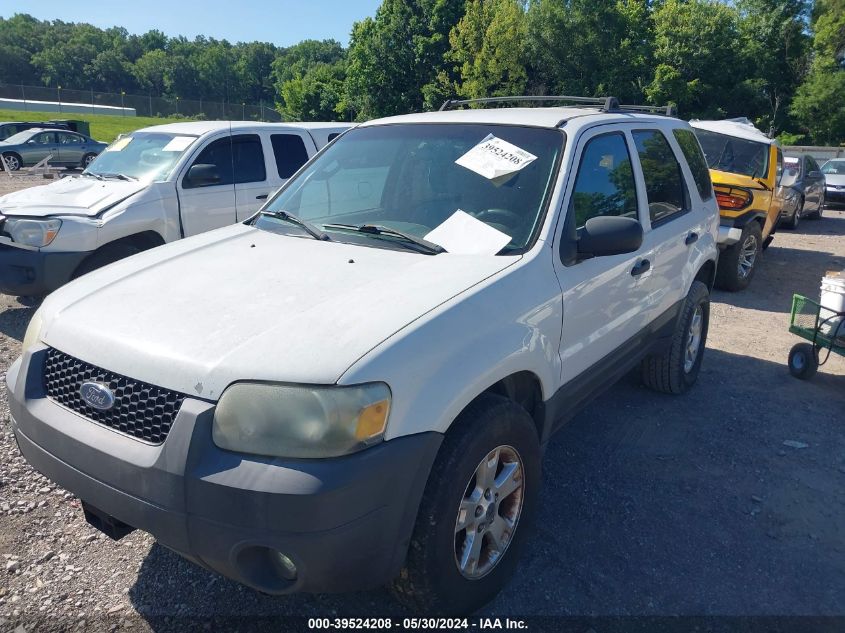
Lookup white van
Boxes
[0,121,350,295]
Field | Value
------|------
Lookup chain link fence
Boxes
[0,83,283,121]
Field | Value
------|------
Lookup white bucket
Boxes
[820,274,845,340]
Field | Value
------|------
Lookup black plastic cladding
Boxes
[43,348,187,444]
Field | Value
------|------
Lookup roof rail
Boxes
[438,95,677,117]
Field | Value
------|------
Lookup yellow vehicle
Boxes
[691,119,784,291]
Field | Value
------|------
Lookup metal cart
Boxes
[787,294,845,379]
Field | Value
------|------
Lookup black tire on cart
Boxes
[788,343,818,380]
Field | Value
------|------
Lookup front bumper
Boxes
[826,188,845,206]
[0,244,89,296]
[7,347,442,594]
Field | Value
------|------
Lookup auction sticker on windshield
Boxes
[106,137,132,152]
[162,136,195,152]
[455,134,537,181]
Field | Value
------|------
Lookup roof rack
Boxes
[438,95,677,117]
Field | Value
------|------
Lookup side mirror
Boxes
[186,163,221,187]
[808,170,823,179]
[577,216,643,259]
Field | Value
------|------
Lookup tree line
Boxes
[1,0,843,144]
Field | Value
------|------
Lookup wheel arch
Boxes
[73,230,165,277]
[693,258,717,292]
[463,371,545,442]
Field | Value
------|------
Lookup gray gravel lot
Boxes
[0,174,844,631]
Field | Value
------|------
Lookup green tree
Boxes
[791,0,845,144]
[647,0,745,117]
[279,62,348,121]
[526,0,653,102]
[447,0,528,100]
[132,49,168,95]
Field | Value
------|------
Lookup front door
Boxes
[554,128,656,388]
[177,135,237,236]
[23,131,58,167]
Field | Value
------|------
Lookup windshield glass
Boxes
[85,132,198,182]
[781,157,801,186]
[692,128,769,179]
[822,160,845,175]
[258,123,563,254]
[3,131,36,145]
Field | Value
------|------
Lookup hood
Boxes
[0,176,147,217]
[709,169,768,190]
[40,225,518,399]
[825,173,845,187]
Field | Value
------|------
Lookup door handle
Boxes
[631,259,651,277]
[685,232,699,245]
[255,194,268,200]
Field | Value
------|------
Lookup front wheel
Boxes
[715,222,762,291]
[392,394,540,615]
[2,153,21,171]
[784,198,802,230]
[81,153,98,169]
[788,343,818,380]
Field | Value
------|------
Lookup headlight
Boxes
[5,218,62,247]
[21,308,44,353]
[212,382,391,459]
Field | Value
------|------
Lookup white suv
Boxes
[8,97,719,614]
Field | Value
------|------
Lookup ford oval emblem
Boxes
[79,381,115,411]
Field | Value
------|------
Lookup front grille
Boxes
[44,347,187,444]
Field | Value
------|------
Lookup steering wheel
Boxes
[473,208,522,228]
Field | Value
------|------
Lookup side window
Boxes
[632,130,687,224]
[58,132,82,145]
[232,135,265,184]
[328,132,341,142]
[35,132,56,144]
[184,137,234,188]
[569,132,638,229]
[672,128,712,201]
[271,134,309,179]
[807,156,820,173]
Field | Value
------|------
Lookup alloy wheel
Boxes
[684,305,704,373]
[454,445,525,580]
[3,155,19,171]
[737,234,758,279]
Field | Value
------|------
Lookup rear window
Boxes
[693,128,769,179]
[271,134,309,179]
[673,128,713,201]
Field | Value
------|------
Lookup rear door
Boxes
[230,134,272,221]
[56,131,86,166]
[554,127,656,387]
[177,134,237,236]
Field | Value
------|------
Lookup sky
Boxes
[1,0,383,47]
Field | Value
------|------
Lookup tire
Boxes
[784,198,802,230]
[641,280,710,395]
[72,243,140,279]
[788,343,818,380]
[715,222,763,292]
[2,152,21,171]
[392,394,541,615]
[807,193,824,220]
[81,153,98,169]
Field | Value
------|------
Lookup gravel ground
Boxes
[0,174,844,631]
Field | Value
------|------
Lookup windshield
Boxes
[3,130,36,145]
[258,123,563,254]
[692,128,769,179]
[782,157,801,186]
[85,132,198,182]
[822,160,845,175]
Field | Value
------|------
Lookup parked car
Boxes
[778,154,826,229]
[690,118,785,291]
[0,121,350,296]
[0,120,91,141]
[8,97,719,613]
[0,127,107,172]
[822,158,845,208]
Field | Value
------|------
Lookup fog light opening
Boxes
[270,550,298,581]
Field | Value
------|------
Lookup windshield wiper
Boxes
[323,223,445,255]
[81,172,105,181]
[260,210,329,241]
[99,173,137,181]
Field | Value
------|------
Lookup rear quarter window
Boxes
[673,128,713,201]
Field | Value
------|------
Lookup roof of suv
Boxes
[134,121,352,136]
[689,118,775,145]
[360,107,680,129]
